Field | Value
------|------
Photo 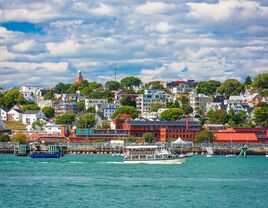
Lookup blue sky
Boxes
[0,0,268,87]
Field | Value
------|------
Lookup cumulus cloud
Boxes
[134,2,176,15]
[0,0,268,87]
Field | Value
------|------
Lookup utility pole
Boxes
[114,66,117,82]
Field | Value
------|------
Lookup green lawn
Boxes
[4,121,27,130]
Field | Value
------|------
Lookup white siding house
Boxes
[8,109,23,121]
[22,110,47,125]
[0,108,8,121]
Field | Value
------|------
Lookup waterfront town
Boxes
[0,71,268,151]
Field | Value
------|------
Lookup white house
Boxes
[85,99,108,110]
[8,108,23,121]
[44,124,63,135]
[136,89,173,113]
[0,108,8,121]
[101,104,121,119]
[22,110,47,125]
[20,86,42,102]
[227,103,254,117]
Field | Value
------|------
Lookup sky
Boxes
[0,0,268,88]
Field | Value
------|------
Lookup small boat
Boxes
[186,152,194,157]
[265,154,268,158]
[29,144,65,158]
[123,146,186,164]
[205,147,214,157]
[225,154,236,157]
[30,153,60,158]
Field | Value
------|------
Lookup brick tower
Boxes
[76,70,83,84]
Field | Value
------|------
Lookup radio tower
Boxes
[114,66,117,82]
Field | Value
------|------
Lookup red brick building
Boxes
[123,118,201,142]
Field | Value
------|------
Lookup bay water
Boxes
[0,154,267,208]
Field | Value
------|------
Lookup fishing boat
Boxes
[123,146,187,164]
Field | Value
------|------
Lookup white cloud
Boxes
[0,0,268,87]
[134,2,176,15]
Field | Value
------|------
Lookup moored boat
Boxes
[123,146,186,164]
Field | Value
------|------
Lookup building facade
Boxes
[53,102,78,115]
[189,90,213,115]
[123,118,201,142]
[22,110,47,125]
[136,89,173,113]
[85,99,108,110]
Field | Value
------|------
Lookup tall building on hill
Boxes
[76,70,84,84]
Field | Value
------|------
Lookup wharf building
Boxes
[214,128,268,144]
[70,129,130,143]
[122,118,202,143]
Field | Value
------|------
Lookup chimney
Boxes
[186,118,189,130]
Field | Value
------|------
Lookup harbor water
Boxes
[0,154,267,208]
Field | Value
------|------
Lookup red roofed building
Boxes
[214,128,268,144]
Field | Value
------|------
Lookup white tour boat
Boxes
[123,146,187,164]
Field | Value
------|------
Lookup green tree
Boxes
[150,102,165,112]
[225,109,247,127]
[105,81,121,90]
[160,108,184,121]
[56,114,75,125]
[77,102,85,113]
[127,135,136,143]
[12,133,27,144]
[197,80,221,95]
[21,104,40,112]
[217,79,244,98]
[120,76,142,87]
[120,95,136,107]
[42,106,55,119]
[244,76,252,85]
[142,132,154,143]
[54,82,70,94]
[207,110,227,124]
[86,106,96,113]
[147,81,164,90]
[254,106,268,125]
[112,106,139,119]
[195,130,214,143]
[2,88,20,109]
[256,102,268,108]
[253,73,268,89]
[76,113,96,128]
[102,121,111,129]
[44,91,55,100]
[0,134,10,142]
[32,119,46,130]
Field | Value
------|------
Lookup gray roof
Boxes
[126,118,201,127]
[24,110,41,114]
[13,109,23,113]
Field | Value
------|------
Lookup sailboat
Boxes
[226,139,236,157]
[205,146,213,157]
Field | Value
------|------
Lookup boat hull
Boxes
[30,153,60,158]
[123,158,186,164]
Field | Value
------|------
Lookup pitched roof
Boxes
[24,110,41,114]
[12,109,23,113]
[214,133,258,141]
